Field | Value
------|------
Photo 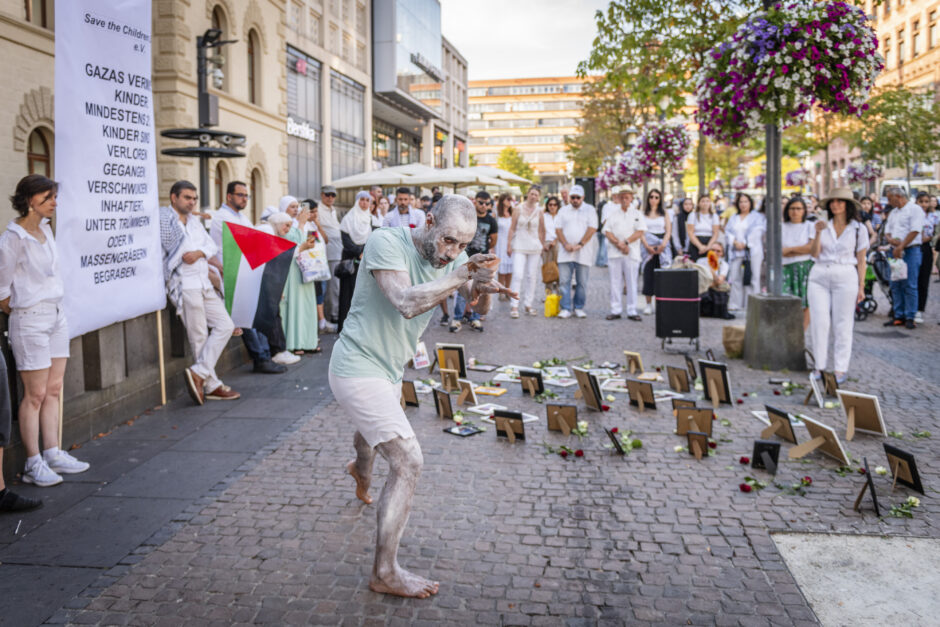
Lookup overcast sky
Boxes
[440,0,609,81]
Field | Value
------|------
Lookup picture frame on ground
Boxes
[493,409,526,444]
[466,403,507,416]
[543,366,571,378]
[600,378,629,394]
[853,456,881,517]
[468,362,498,373]
[804,375,824,409]
[518,368,545,397]
[435,343,467,378]
[822,371,839,397]
[836,390,887,441]
[761,405,798,444]
[474,385,507,397]
[440,368,460,393]
[787,414,849,465]
[626,379,656,412]
[684,355,698,382]
[676,407,712,436]
[401,380,419,407]
[433,388,453,421]
[883,444,924,494]
[622,351,644,375]
[605,427,625,454]
[687,431,709,460]
[456,379,477,406]
[672,397,696,416]
[413,341,431,370]
[443,424,484,437]
[751,440,781,475]
[667,365,690,393]
[545,377,577,388]
[546,404,578,436]
[572,366,604,412]
[699,360,732,408]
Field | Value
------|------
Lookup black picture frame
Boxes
[687,431,709,460]
[443,424,484,437]
[751,440,781,475]
[605,427,625,454]
[883,444,924,494]
[672,397,696,412]
[626,379,657,411]
[435,343,467,378]
[853,456,881,517]
[546,404,578,435]
[666,365,691,393]
[684,354,698,382]
[676,407,712,437]
[493,409,526,442]
[699,359,732,406]
[518,367,545,396]
[572,366,604,412]
[401,380,419,407]
[763,405,798,444]
[433,388,453,420]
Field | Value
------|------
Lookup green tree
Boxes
[783,109,853,195]
[468,153,478,167]
[849,84,940,187]
[496,147,537,183]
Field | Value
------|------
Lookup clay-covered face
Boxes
[420,212,475,269]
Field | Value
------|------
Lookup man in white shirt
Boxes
[165,181,239,404]
[884,187,925,328]
[318,185,343,326]
[602,187,646,321]
[559,186,570,209]
[382,186,427,229]
[554,184,598,318]
[208,181,286,374]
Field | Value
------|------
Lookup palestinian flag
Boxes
[222,222,296,335]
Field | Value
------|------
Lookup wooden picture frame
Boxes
[401,380,419,407]
[546,403,578,436]
[787,414,849,465]
[804,375,824,409]
[671,397,696,418]
[572,366,604,411]
[605,427,625,454]
[518,367,545,397]
[456,379,477,406]
[493,409,525,444]
[761,405,798,444]
[822,371,839,397]
[687,431,709,460]
[622,350,644,375]
[433,388,453,421]
[883,444,924,494]
[676,407,712,437]
[435,343,467,378]
[698,360,732,409]
[626,379,656,412]
[440,368,460,393]
[751,440,781,475]
[666,365,690,393]
[684,355,698,382]
[853,456,881,517]
[836,390,887,441]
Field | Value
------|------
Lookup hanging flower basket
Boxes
[695,1,883,145]
[731,174,750,190]
[785,169,810,187]
[633,122,692,177]
[846,161,883,184]
[753,173,767,188]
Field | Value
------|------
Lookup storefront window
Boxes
[433,128,446,169]
[453,138,465,168]
[331,70,366,180]
[287,46,323,197]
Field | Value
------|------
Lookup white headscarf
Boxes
[341,191,374,245]
[260,206,278,222]
[278,195,298,214]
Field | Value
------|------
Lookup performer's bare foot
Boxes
[347,460,373,504]
[370,566,440,598]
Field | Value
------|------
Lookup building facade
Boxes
[467,76,587,191]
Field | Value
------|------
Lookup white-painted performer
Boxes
[328,194,516,598]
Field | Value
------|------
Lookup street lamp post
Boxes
[763,0,783,297]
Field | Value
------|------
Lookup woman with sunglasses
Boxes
[639,189,672,314]
[493,193,514,298]
[542,196,561,291]
[506,185,546,317]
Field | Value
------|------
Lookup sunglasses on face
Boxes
[323,193,336,197]
[570,196,582,200]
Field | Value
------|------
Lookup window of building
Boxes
[357,43,367,71]
[214,162,226,208]
[27,128,51,176]
[290,1,303,32]
[211,6,229,91]
[884,0,890,17]
[913,22,921,56]
[898,29,905,64]
[342,32,352,62]
[356,2,367,35]
[25,0,49,28]
[247,30,260,104]
[453,138,466,167]
[330,70,365,180]
[884,36,891,68]
[250,168,263,223]
[309,11,321,44]
[931,12,938,48]
[287,47,323,198]
[433,129,446,168]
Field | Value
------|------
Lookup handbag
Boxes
[295,235,331,283]
[334,258,357,278]
[888,257,907,282]
[741,248,753,287]
[541,260,559,284]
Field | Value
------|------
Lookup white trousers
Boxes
[509,251,541,310]
[807,263,858,373]
[326,259,341,320]
[728,255,762,311]
[180,287,235,392]
[608,257,639,315]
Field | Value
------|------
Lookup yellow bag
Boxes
[544,293,560,317]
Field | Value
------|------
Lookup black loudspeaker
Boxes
[574,177,596,207]
[655,269,699,340]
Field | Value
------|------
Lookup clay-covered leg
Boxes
[348,431,375,504]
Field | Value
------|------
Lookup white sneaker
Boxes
[914,312,924,323]
[557,310,572,319]
[642,305,653,315]
[574,309,587,318]
[45,449,90,475]
[320,321,338,334]
[22,458,64,486]
[272,351,301,365]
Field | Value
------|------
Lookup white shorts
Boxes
[9,301,70,371]
[328,369,415,448]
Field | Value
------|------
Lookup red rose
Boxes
[742,392,748,397]
[773,390,781,396]
[736,399,744,404]
[601,405,611,411]
[655,367,661,372]
[802,476,812,485]
[610,427,619,434]
[494,383,501,387]
[739,483,752,493]
[739,456,750,464]
[559,450,568,458]
[575,449,584,457]
[858,468,867,475]
[708,441,717,449]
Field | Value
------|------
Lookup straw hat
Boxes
[820,187,861,213]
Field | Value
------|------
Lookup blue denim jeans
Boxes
[559,262,589,311]
[241,327,271,362]
[595,230,608,267]
[890,245,922,320]
[452,291,480,322]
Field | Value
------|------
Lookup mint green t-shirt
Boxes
[329,227,468,383]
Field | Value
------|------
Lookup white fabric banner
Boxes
[54,0,164,338]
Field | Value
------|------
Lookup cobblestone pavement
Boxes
[61,269,940,626]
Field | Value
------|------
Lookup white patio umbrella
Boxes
[406,167,507,188]
[329,169,414,189]
[468,165,532,185]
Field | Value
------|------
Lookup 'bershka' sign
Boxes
[55,0,164,338]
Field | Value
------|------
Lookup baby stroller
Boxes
[856,248,892,321]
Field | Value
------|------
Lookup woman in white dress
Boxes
[640,189,672,314]
[507,186,546,317]
[725,193,766,311]
[686,195,721,261]
[494,192,514,298]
